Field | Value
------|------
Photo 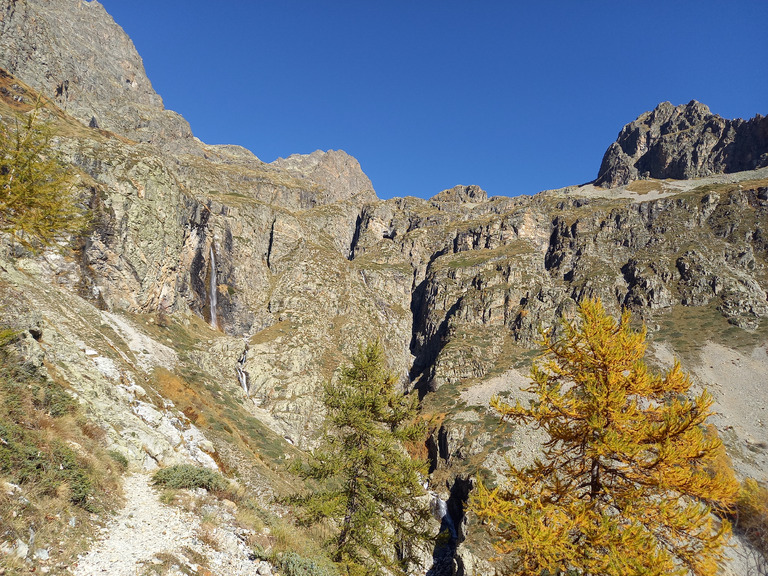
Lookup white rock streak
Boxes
[209,245,218,330]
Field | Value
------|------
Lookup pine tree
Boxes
[471,298,738,576]
[290,340,432,575]
[0,103,87,249]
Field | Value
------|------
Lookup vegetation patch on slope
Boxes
[153,464,229,493]
[0,333,123,574]
[651,303,768,364]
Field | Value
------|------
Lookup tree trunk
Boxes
[334,480,358,562]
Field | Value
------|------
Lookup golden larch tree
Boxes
[471,298,738,576]
[1,103,87,249]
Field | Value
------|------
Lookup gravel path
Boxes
[73,474,200,575]
[72,474,264,576]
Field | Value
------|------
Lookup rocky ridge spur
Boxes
[596,100,768,187]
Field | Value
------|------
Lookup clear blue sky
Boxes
[99,1,767,200]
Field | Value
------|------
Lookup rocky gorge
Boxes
[1,1,767,575]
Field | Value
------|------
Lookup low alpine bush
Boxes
[152,464,228,493]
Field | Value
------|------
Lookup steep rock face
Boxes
[350,176,768,402]
[0,68,404,448]
[0,0,195,152]
[596,100,768,187]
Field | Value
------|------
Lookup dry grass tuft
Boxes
[0,340,123,573]
[198,515,221,551]
[626,179,664,194]
[734,478,768,572]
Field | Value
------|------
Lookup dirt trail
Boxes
[73,474,200,575]
[73,473,263,576]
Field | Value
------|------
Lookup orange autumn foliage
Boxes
[471,298,738,576]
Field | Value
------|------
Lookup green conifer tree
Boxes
[0,103,87,249]
[471,298,738,576]
[290,340,432,575]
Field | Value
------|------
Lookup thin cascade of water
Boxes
[209,245,218,329]
[236,343,249,394]
[430,493,457,541]
[236,366,248,393]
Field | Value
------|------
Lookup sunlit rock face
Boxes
[0,0,194,150]
[596,100,768,188]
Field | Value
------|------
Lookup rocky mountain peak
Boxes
[0,0,195,152]
[596,99,768,187]
[430,184,487,203]
[272,149,377,204]
[0,0,380,210]
[646,99,712,126]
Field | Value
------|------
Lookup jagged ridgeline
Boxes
[1,0,767,574]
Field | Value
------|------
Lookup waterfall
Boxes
[430,493,457,541]
[236,343,250,394]
[209,245,218,329]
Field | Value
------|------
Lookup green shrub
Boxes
[250,537,339,576]
[107,450,129,472]
[273,551,338,576]
[152,464,228,492]
[39,380,77,417]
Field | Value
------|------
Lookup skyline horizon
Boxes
[99,1,768,200]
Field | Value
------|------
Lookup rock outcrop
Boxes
[430,184,488,203]
[0,0,195,152]
[596,100,768,187]
[272,149,377,206]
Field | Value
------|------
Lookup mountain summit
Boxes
[0,0,195,151]
[596,99,768,187]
